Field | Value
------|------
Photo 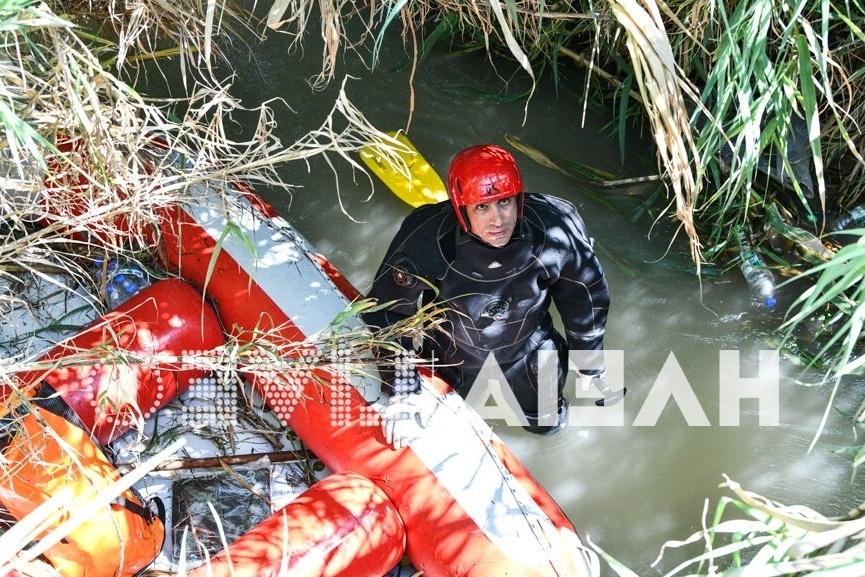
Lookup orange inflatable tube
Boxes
[8,278,224,445]
[186,472,406,577]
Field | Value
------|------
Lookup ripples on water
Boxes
[144,10,865,573]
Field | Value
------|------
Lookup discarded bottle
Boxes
[735,229,777,308]
[93,257,152,309]
[829,205,865,232]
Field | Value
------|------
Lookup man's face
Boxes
[465,196,518,247]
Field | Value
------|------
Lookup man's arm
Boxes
[548,220,610,374]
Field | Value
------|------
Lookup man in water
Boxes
[364,144,618,448]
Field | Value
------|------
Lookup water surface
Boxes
[150,13,865,574]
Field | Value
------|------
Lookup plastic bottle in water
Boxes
[735,229,777,308]
[829,205,865,232]
[93,257,151,308]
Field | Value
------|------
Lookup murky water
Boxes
[145,10,865,574]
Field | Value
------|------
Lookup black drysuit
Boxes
[363,193,610,427]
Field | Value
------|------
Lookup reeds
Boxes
[606,0,702,269]
[3,0,865,575]
[590,475,865,576]
[0,1,439,574]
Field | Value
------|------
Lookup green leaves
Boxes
[783,236,865,376]
[648,475,865,576]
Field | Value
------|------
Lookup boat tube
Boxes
[185,472,406,577]
[156,175,599,576]
[8,278,225,445]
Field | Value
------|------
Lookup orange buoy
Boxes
[185,472,405,577]
[0,404,164,577]
[8,278,224,445]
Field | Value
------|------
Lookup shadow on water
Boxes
[140,6,865,574]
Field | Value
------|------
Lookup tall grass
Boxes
[0,0,422,574]
[630,476,865,577]
[2,0,865,575]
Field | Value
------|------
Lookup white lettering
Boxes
[463,353,529,426]
[719,349,780,426]
[632,352,711,426]
[424,350,779,429]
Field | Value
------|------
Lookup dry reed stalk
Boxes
[0,0,451,574]
[645,475,865,576]
[265,0,360,90]
[606,0,703,269]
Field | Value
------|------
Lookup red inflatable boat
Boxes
[155,173,599,577]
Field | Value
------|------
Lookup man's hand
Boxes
[381,389,438,450]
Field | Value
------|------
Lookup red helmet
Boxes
[447,144,524,231]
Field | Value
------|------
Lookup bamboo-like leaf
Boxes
[795,32,824,206]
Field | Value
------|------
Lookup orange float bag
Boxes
[0,402,165,577]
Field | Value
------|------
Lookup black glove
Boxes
[580,372,627,406]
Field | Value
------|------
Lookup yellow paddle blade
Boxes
[360,131,448,207]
